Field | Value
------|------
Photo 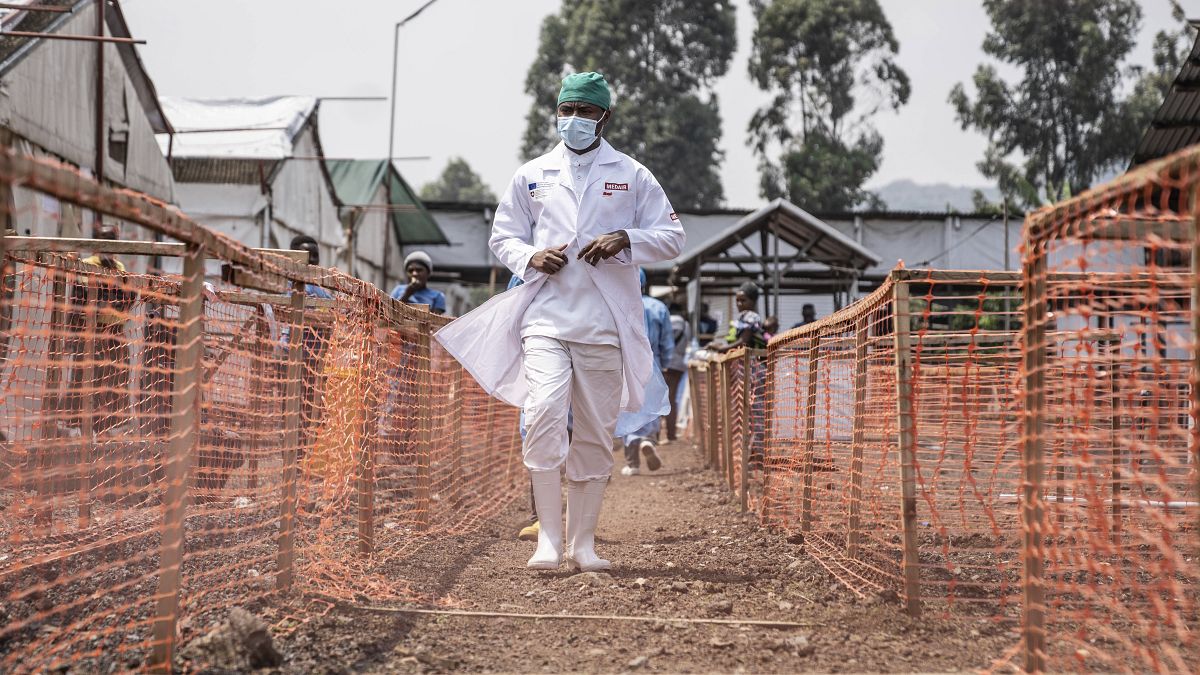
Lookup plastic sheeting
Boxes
[156,96,317,159]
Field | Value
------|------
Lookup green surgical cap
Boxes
[557,72,611,110]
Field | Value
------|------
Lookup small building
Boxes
[324,159,448,291]
[0,0,175,258]
[156,96,345,270]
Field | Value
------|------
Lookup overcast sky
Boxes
[122,0,1184,209]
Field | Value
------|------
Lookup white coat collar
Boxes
[549,140,623,196]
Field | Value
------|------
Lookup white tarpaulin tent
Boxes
[156,96,346,269]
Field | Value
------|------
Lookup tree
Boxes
[520,1,736,210]
[747,0,910,211]
[419,157,497,203]
[949,0,1152,209]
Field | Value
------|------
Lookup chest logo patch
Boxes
[528,181,553,200]
[604,182,629,191]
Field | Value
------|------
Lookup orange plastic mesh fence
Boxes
[0,150,524,672]
[1019,147,1200,672]
[689,144,1200,673]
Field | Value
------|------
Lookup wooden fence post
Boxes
[276,279,306,591]
[76,283,97,528]
[36,263,68,530]
[1110,365,1121,546]
[414,325,433,529]
[688,364,704,452]
[149,245,205,672]
[760,349,777,525]
[247,310,266,492]
[707,364,719,470]
[450,367,465,507]
[740,350,753,513]
[721,359,735,490]
[893,280,922,618]
[358,323,380,556]
[848,316,869,558]
[801,336,819,533]
[1020,253,1048,673]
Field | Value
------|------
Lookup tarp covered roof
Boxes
[156,96,317,159]
[326,159,448,246]
[1132,23,1200,166]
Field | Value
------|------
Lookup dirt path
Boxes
[275,441,1013,673]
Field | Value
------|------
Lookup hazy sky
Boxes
[122,0,1184,209]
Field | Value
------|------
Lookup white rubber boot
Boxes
[564,479,611,572]
[527,470,563,569]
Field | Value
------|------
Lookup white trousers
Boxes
[522,336,622,482]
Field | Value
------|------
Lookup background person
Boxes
[620,269,672,476]
[390,251,446,315]
[664,303,690,441]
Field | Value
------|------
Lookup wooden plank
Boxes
[1193,202,1200,552]
[688,364,704,451]
[258,248,311,264]
[760,350,778,524]
[248,311,266,492]
[226,266,286,294]
[893,281,922,618]
[6,236,186,257]
[149,245,205,672]
[414,326,434,530]
[1020,253,1048,673]
[450,368,465,507]
[847,316,869,558]
[801,336,819,532]
[276,280,306,591]
[740,350,752,513]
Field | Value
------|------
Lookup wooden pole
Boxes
[36,263,68,530]
[76,283,97,528]
[801,336,819,533]
[450,367,465,507]
[740,350,753,513]
[276,280,306,591]
[688,365,704,450]
[358,325,380,555]
[1110,365,1121,546]
[1020,254,1048,672]
[892,280,922,618]
[706,364,718,469]
[848,316,869,558]
[721,359,735,490]
[760,349,777,524]
[1191,193,1200,553]
[414,325,433,529]
[148,245,205,672]
[247,310,266,492]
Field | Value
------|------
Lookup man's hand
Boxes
[578,230,630,265]
[529,243,570,275]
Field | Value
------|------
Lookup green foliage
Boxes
[419,157,497,203]
[747,0,910,211]
[520,1,737,210]
[949,0,1192,210]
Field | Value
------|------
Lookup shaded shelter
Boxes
[669,199,881,331]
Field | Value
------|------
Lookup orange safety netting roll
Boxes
[0,149,525,672]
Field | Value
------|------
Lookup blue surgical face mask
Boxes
[557,114,602,150]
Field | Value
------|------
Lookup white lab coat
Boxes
[435,140,685,435]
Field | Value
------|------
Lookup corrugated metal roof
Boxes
[326,159,448,245]
[169,157,279,185]
[156,96,317,159]
[1132,27,1200,165]
[0,1,171,134]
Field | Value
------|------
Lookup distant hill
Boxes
[872,179,1001,213]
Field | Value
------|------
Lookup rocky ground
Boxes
[259,440,1016,673]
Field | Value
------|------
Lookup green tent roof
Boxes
[325,159,449,245]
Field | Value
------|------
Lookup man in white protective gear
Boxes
[435,71,684,572]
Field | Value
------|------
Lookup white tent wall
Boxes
[0,1,174,203]
[268,126,343,268]
[346,180,392,289]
